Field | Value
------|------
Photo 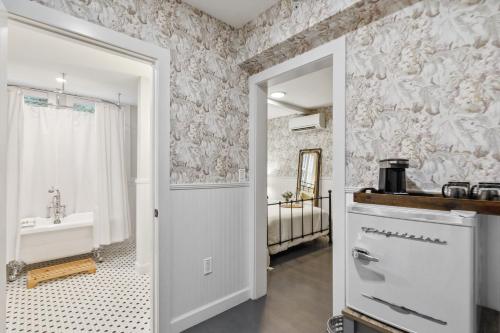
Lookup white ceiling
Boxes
[183,0,279,28]
[268,66,333,119]
[8,22,152,106]
[267,99,305,120]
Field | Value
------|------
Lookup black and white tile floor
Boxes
[6,241,151,333]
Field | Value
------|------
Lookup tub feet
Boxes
[92,247,103,263]
[7,260,25,282]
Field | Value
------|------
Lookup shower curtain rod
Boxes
[8,84,122,108]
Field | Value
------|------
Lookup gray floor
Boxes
[479,307,500,333]
[184,238,332,333]
[184,238,500,333]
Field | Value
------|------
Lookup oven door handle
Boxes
[352,247,379,262]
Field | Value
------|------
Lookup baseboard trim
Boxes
[170,288,250,332]
[135,261,151,275]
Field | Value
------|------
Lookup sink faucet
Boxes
[48,187,66,224]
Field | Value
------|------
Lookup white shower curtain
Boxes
[6,87,130,261]
[6,88,23,262]
[95,103,130,245]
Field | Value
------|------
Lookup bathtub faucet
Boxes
[48,186,66,224]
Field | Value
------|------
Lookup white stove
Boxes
[347,203,478,333]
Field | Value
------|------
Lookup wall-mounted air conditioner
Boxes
[288,113,325,132]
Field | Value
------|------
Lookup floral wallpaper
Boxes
[30,0,499,192]
[236,0,356,65]
[240,0,500,191]
[268,107,333,178]
[237,0,422,75]
[31,0,249,184]
[346,0,500,191]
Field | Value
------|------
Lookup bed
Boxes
[267,191,332,255]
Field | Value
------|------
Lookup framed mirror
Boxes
[296,148,321,206]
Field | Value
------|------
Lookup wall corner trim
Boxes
[170,288,250,332]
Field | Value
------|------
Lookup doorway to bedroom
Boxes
[247,36,346,332]
[265,63,334,332]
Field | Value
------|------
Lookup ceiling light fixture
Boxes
[270,91,286,99]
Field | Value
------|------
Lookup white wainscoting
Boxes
[169,184,250,332]
[128,179,137,237]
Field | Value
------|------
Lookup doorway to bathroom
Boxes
[6,20,154,333]
[0,2,171,332]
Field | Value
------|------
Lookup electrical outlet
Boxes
[203,257,212,275]
[238,169,246,182]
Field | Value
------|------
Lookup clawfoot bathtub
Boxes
[7,212,101,281]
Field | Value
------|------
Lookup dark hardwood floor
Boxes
[479,307,500,333]
[184,238,332,333]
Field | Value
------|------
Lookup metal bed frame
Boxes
[267,190,332,248]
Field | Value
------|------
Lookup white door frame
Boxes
[0,1,172,332]
[0,1,8,331]
[248,36,347,315]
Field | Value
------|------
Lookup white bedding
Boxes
[267,204,330,255]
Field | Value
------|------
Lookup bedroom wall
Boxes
[240,0,500,192]
[268,107,333,201]
[268,107,333,178]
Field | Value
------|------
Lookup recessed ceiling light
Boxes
[55,77,67,83]
[270,91,286,99]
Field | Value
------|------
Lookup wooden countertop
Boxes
[353,192,500,216]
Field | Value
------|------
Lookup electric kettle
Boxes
[442,182,470,199]
[470,183,500,201]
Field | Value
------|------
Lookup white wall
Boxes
[169,185,249,332]
[135,76,153,274]
[128,105,137,237]
[0,2,8,329]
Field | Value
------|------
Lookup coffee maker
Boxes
[378,159,409,194]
